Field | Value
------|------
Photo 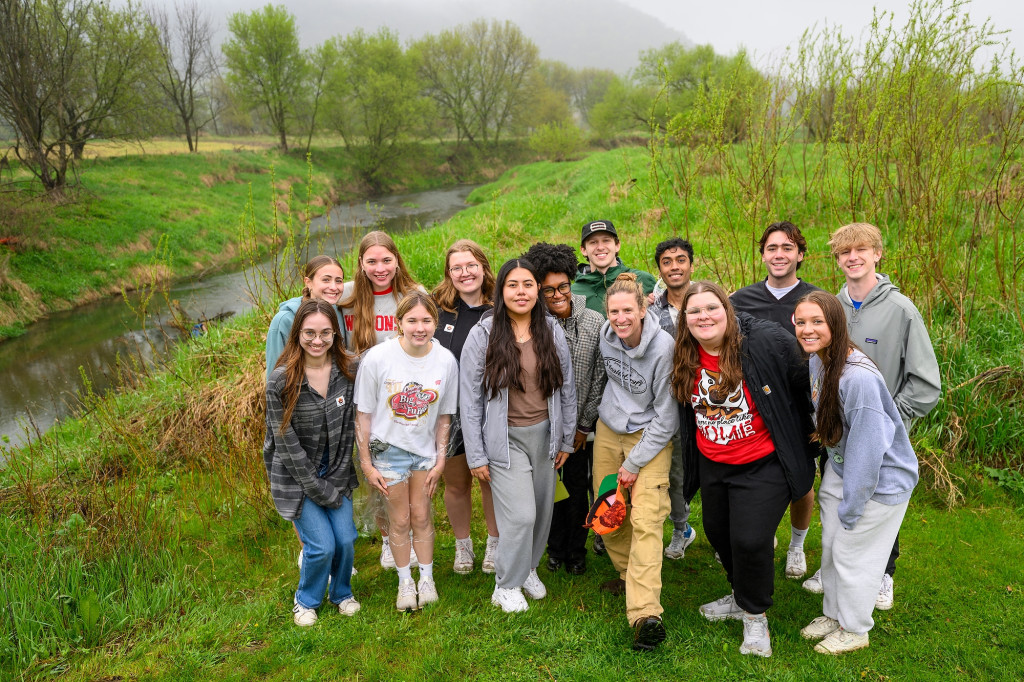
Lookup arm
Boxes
[266,379,340,507]
[577,329,607,437]
[265,309,293,382]
[459,325,489,472]
[423,414,450,497]
[837,404,896,529]
[894,312,942,424]
[355,410,389,496]
[623,347,680,474]
[554,324,577,457]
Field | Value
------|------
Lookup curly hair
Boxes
[521,242,579,283]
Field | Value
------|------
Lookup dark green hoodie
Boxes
[572,258,657,315]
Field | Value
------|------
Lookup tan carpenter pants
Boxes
[593,420,672,624]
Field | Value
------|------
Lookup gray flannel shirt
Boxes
[557,294,607,432]
[649,288,679,337]
[264,362,359,520]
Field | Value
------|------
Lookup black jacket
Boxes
[729,278,823,336]
[679,312,818,501]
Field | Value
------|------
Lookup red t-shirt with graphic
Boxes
[691,346,775,464]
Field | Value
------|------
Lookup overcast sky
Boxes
[619,0,1024,64]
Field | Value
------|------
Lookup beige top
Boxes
[507,339,549,427]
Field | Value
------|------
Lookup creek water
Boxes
[0,185,476,450]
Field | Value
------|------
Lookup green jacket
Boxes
[572,259,657,314]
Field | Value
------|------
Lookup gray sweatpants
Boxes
[819,464,909,634]
[668,430,691,530]
[489,420,554,589]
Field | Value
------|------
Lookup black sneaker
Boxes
[632,615,667,651]
[565,558,587,575]
[546,556,563,572]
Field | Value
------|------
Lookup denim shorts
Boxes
[372,443,433,487]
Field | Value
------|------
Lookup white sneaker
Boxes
[293,601,317,627]
[482,537,498,574]
[491,586,528,613]
[801,615,840,640]
[522,569,547,600]
[664,524,697,560]
[380,539,396,570]
[396,578,418,612]
[740,612,772,657]
[803,568,824,594]
[297,549,303,570]
[876,573,894,610]
[337,597,361,616]
[453,541,475,575]
[785,548,807,579]
[699,593,744,622]
[815,628,870,655]
[417,578,439,608]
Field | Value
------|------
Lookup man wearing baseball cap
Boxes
[572,220,657,315]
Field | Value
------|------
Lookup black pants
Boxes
[700,452,791,615]
[886,534,900,576]
[547,440,592,563]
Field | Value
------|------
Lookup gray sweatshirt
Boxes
[598,309,679,474]
[811,350,918,530]
[837,274,941,430]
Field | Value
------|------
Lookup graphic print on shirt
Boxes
[603,356,648,394]
[386,379,439,420]
[692,368,756,445]
[344,314,395,333]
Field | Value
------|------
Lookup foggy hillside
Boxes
[206,0,690,73]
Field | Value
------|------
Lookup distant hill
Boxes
[207,0,690,73]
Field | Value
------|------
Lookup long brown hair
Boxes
[796,290,872,447]
[483,258,563,400]
[301,255,344,298]
[671,280,743,402]
[339,230,419,355]
[275,299,354,433]
[395,291,439,336]
[431,239,496,312]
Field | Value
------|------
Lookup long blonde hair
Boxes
[339,231,418,354]
[431,239,495,312]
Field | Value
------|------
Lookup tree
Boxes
[148,0,219,152]
[0,0,161,192]
[325,28,427,190]
[222,4,306,151]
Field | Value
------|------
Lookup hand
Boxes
[423,463,445,497]
[470,464,491,483]
[646,291,656,305]
[573,430,588,452]
[617,466,638,489]
[363,465,390,497]
[554,450,571,470]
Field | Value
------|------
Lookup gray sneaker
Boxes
[815,628,870,655]
[699,592,744,622]
[664,524,697,560]
[482,537,498,574]
[740,613,772,657]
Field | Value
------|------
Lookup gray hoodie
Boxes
[459,316,577,470]
[837,274,941,429]
[598,309,679,474]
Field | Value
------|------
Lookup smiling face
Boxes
[684,291,728,354]
[360,245,398,292]
[298,311,335,361]
[761,230,803,286]
[540,271,572,319]
[581,233,620,273]
[447,250,483,299]
[793,301,833,356]
[398,303,436,350]
[658,247,693,292]
[836,242,881,286]
[304,263,345,305]
[606,291,644,348]
[502,267,538,319]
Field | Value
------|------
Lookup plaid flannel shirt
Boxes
[557,294,607,432]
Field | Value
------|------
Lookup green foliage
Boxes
[528,120,586,162]
[985,467,1024,496]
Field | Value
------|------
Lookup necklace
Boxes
[514,322,530,343]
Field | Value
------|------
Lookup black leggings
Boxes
[699,452,791,615]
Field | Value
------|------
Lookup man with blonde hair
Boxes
[804,221,940,611]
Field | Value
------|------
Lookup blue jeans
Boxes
[293,495,357,609]
[372,443,433,487]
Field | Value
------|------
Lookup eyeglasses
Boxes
[300,329,335,342]
[449,263,480,276]
[541,282,572,298]
[684,303,723,317]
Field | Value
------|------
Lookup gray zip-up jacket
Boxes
[598,309,679,474]
[459,316,577,469]
[837,274,941,429]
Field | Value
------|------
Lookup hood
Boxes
[277,296,303,314]
[838,274,897,308]
[601,308,663,359]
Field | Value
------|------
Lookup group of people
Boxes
[261,217,940,657]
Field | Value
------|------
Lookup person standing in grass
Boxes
[816,222,940,610]
[340,230,423,571]
[431,239,500,576]
[264,299,360,626]
[648,237,700,562]
[523,242,606,576]
[355,291,458,612]
[673,281,817,658]
[593,273,678,652]
[572,220,656,315]
[793,291,918,654]
[459,258,576,613]
[730,221,823,582]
